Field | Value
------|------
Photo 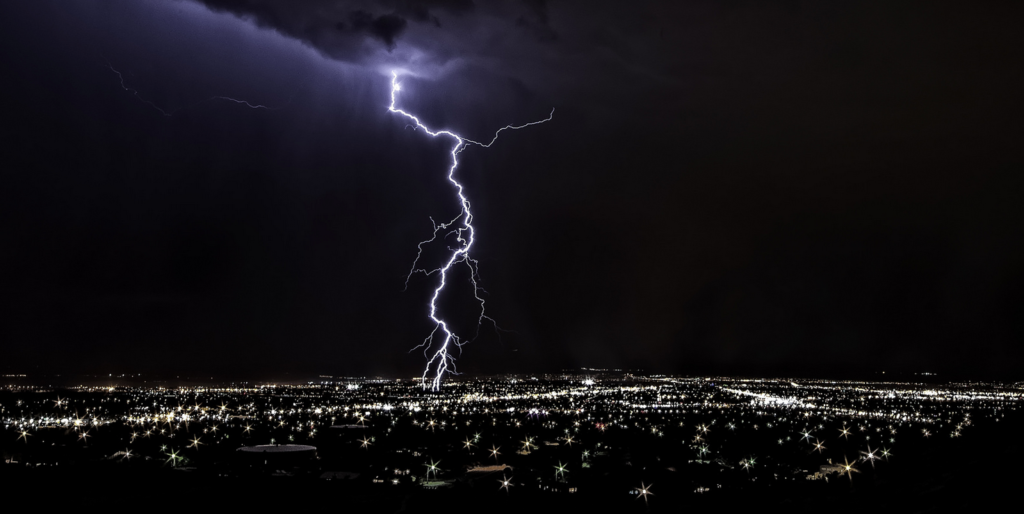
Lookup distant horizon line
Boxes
[3,369,1021,386]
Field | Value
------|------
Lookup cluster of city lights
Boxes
[2,376,1019,499]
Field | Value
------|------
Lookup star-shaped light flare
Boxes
[636,482,654,505]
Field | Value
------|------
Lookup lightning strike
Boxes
[107,63,175,117]
[387,71,553,390]
[106,61,277,116]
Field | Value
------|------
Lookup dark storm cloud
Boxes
[195,0,480,58]
[342,10,408,50]
[191,0,567,76]
[393,0,475,25]
[194,0,398,57]
[514,0,557,42]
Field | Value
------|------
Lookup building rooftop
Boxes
[236,444,316,453]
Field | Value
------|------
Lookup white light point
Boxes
[388,70,553,391]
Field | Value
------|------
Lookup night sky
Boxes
[2,1,1022,380]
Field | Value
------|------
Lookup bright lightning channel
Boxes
[388,71,553,391]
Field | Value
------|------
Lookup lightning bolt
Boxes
[106,63,175,117]
[106,61,280,116]
[388,71,553,391]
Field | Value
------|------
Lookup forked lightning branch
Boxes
[387,71,553,391]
